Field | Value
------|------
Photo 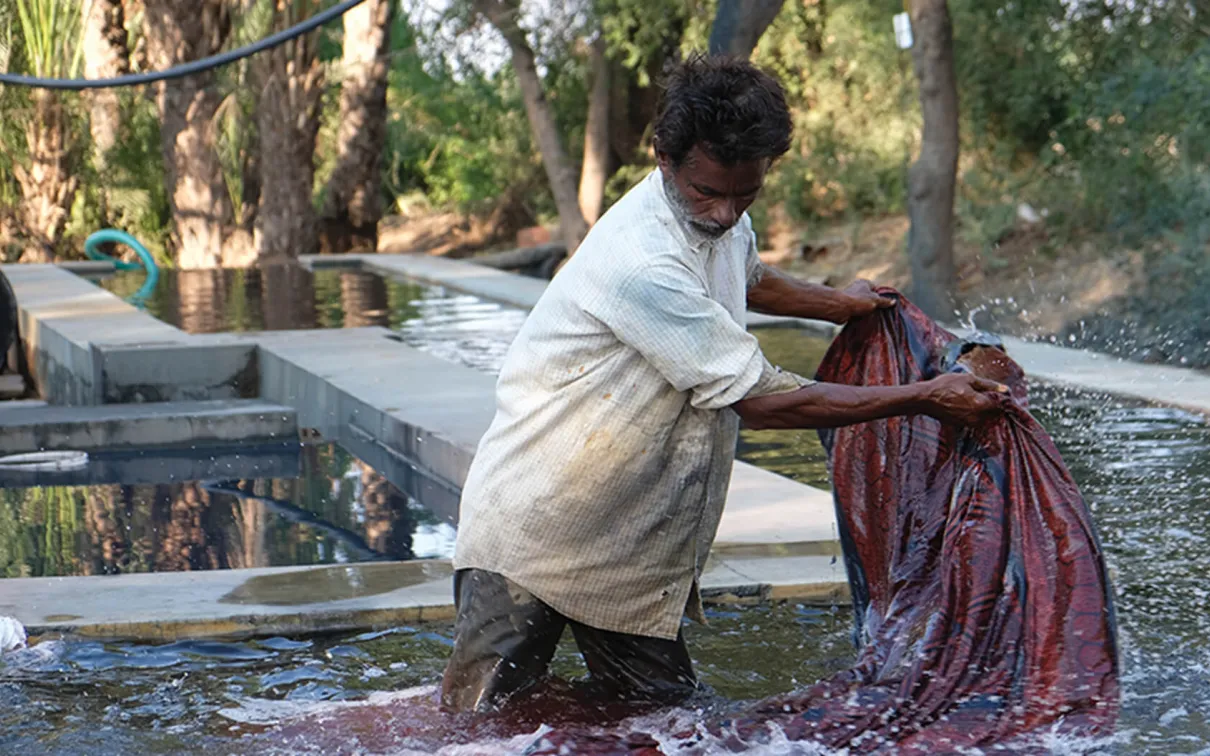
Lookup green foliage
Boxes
[750,0,915,223]
[77,98,173,264]
[597,0,694,84]
[13,0,87,78]
[1,0,1207,268]
[376,12,548,216]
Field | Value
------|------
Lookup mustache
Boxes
[690,220,729,238]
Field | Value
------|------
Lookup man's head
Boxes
[653,54,792,239]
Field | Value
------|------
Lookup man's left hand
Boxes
[839,279,896,323]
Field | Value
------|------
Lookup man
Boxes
[442,54,1004,712]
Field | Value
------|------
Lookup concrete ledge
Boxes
[256,328,497,522]
[3,264,184,404]
[2,556,849,642]
[0,399,298,454]
[357,254,551,311]
[1001,333,1210,416]
[97,338,259,403]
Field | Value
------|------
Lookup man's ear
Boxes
[653,137,670,172]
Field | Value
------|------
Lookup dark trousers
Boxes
[440,568,698,712]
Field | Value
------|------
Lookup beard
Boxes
[662,173,730,239]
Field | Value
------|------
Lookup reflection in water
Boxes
[0,445,445,580]
[340,271,390,328]
[95,266,527,375]
[261,263,318,332]
[21,304,1207,750]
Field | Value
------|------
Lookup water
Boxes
[4,326,1209,752]
[92,267,527,375]
[0,604,852,754]
[0,443,455,579]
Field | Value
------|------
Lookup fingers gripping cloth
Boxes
[526,288,1120,755]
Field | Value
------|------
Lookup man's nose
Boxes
[709,200,738,228]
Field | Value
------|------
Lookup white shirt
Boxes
[453,169,809,639]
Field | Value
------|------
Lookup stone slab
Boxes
[97,339,259,403]
[358,254,1210,417]
[1,556,849,642]
[0,399,298,454]
[255,327,497,521]
[715,461,837,546]
[0,373,25,399]
[2,264,183,404]
[1001,333,1210,415]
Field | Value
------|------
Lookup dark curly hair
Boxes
[653,53,793,168]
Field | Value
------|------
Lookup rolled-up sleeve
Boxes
[591,262,808,410]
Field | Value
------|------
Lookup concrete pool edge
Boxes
[2,552,851,643]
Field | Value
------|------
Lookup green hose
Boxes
[83,229,160,306]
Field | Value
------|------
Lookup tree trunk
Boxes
[144,1,234,270]
[578,37,610,226]
[252,1,324,265]
[14,91,77,263]
[906,0,959,320]
[321,0,392,248]
[708,0,786,58]
[474,0,589,252]
[83,0,130,170]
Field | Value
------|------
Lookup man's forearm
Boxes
[734,381,929,430]
[747,265,855,323]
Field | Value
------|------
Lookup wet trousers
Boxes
[440,568,698,712]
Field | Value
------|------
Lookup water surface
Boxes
[93,267,527,375]
[0,444,453,579]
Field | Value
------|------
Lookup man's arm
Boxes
[747,264,894,324]
[734,373,1007,431]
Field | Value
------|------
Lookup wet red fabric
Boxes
[694,289,1122,753]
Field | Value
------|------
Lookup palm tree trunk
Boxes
[321,0,392,248]
[252,0,324,264]
[82,0,129,170]
[144,0,235,270]
[14,91,77,263]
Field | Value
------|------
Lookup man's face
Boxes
[658,144,768,239]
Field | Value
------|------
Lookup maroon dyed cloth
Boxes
[531,290,1120,755]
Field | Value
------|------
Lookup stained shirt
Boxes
[453,169,810,640]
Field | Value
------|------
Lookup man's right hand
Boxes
[921,373,1009,426]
